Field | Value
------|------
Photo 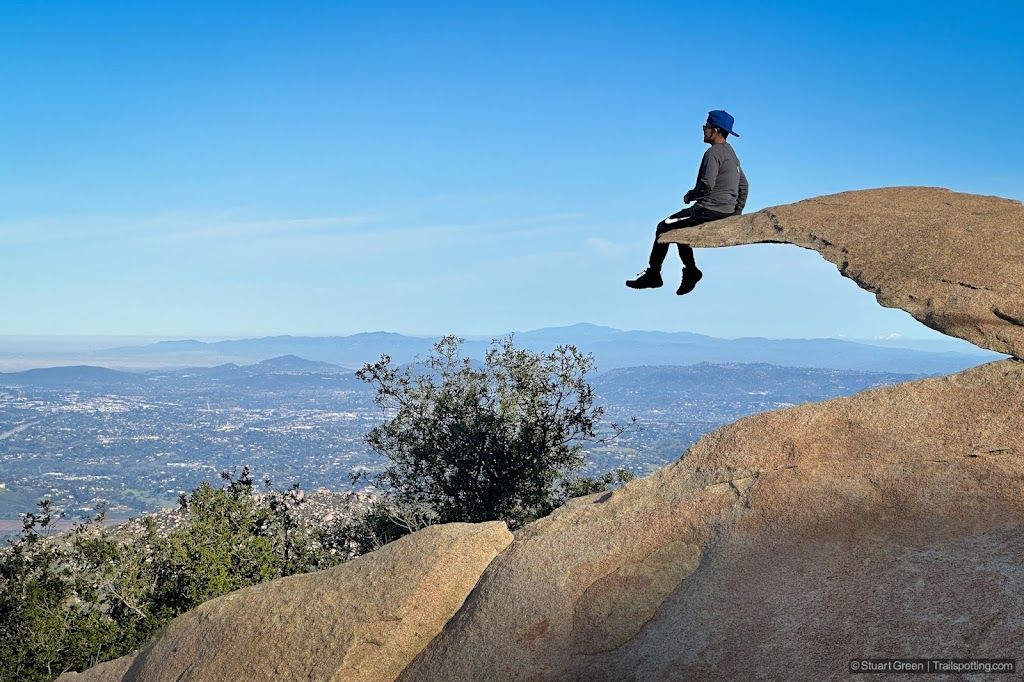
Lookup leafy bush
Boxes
[354,336,634,541]
[0,470,343,681]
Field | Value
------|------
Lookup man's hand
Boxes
[682,191,693,205]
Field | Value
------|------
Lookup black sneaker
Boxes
[676,267,703,295]
[626,269,663,289]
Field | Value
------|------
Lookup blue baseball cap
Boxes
[706,110,739,137]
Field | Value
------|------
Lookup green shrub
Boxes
[0,470,344,681]
[354,336,634,541]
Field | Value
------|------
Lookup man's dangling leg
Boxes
[627,208,695,290]
[625,235,667,288]
[677,243,697,270]
[628,215,683,289]
[676,243,703,295]
[648,238,670,272]
[651,213,692,270]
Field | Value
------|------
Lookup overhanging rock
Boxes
[660,187,1024,358]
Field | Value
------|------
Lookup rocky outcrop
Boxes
[660,187,1024,358]
[398,358,1024,680]
[123,521,511,682]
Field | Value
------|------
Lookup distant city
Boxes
[0,326,999,530]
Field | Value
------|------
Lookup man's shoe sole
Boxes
[626,279,663,289]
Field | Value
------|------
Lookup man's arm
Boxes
[684,149,719,204]
[735,165,749,215]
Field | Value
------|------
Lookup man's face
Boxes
[702,123,715,143]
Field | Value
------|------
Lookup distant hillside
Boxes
[253,355,342,372]
[0,365,142,387]
[0,356,365,392]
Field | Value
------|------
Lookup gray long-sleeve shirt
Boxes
[688,141,748,214]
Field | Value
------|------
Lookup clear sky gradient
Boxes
[2,1,1022,341]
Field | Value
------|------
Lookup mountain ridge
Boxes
[1,325,999,375]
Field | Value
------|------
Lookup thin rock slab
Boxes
[123,521,512,682]
[398,359,1024,681]
[54,652,139,682]
[659,187,1024,358]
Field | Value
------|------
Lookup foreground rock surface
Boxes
[69,360,1024,682]
[123,521,512,682]
[398,359,1024,681]
[660,187,1024,358]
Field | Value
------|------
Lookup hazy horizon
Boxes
[0,323,997,369]
[0,326,988,350]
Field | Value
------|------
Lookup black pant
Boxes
[648,205,732,271]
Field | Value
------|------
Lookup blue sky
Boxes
[2,1,1022,342]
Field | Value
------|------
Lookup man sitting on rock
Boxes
[627,110,749,295]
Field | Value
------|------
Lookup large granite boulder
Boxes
[399,358,1024,681]
[660,187,1024,358]
[122,521,511,682]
